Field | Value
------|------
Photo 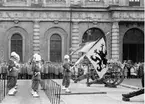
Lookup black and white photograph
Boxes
[0,0,144,104]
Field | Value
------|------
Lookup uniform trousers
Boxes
[62,71,71,88]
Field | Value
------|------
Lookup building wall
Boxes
[0,0,144,63]
[0,21,33,62]
[41,21,70,61]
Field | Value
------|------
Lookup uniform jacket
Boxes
[7,59,19,77]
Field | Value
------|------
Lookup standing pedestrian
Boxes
[62,55,73,93]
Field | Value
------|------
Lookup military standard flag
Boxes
[86,38,107,78]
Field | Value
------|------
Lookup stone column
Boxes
[33,21,40,54]
[71,21,79,62]
[111,22,119,60]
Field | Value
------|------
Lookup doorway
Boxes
[123,28,144,63]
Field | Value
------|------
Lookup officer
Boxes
[31,53,42,97]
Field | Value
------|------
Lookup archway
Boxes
[82,27,105,43]
[123,28,144,63]
[50,34,62,62]
[44,27,68,62]
[11,33,23,62]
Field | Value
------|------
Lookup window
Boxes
[88,0,101,2]
[50,34,62,62]
[123,28,144,62]
[82,28,104,43]
[11,33,23,62]
[46,0,66,3]
[129,0,140,6]
[7,0,27,2]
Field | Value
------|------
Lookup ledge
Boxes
[108,5,144,11]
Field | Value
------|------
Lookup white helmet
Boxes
[15,53,20,61]
[64,55,70,59]
[33,53,41,61]
[11,52,17,57]
[11,52,20,62]
[33,53,38,58]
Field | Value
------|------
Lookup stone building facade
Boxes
[0,0,144,63]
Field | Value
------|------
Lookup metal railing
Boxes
[0,74,7,103]
[44,79,61,104]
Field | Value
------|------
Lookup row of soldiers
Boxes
[0,61,64,77]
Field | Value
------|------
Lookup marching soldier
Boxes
[62,55,73,93]
[31,53,43,97]
[7,52,20,95]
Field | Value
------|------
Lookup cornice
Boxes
[108,5,144,11]
[0,6,110,12]
[0,6,144,12]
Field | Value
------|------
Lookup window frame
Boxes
[50,34,62,62]
[11,33,23,62]
[129,0,140,6]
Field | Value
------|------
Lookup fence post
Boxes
[44,79,61,104]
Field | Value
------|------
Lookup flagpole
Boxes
[86,17,90,86]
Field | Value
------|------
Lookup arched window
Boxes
[11,33,23,62]
[123,28,144,62]
[50,34,62,62]
[82,28,105,43]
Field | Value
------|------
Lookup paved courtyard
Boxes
[0,78,144,104]
[56,79,144,104]
[1,80,51,104]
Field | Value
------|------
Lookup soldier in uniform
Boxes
[31,53,42,97]
[62,55,73,93]
[7,52,20,95]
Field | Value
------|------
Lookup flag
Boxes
[86,38,107,78]
[70,54,85,75]
[78,41,96,53]
[74,54,86,65]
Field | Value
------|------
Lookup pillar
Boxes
[71,21,79,62]
[33,21,40,54]
[111,22,119,60]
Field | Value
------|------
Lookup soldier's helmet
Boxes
[11,52,17,57]
[64,55,70,59]
[11,52,20,62]
[33,53,41,61]
[15,53,20,62]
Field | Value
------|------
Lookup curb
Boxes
[120,84,140,90]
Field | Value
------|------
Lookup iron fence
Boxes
[44,79,61,104]
[0,74,7,103]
